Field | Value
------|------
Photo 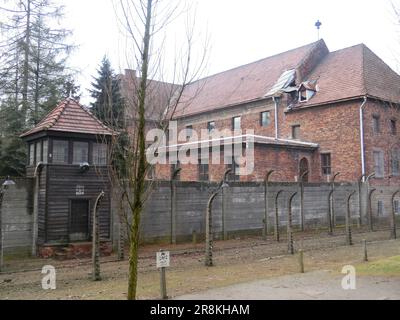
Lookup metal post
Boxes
[192,230,197,245]
[263,170,275,239]
[274,190,284,242]
[160,266,167,299]
[346,191,356,246]
[368,189,376,232]
[299,249,304,273]
[391,190,400,240]
[288,192,297,255]
[170,168,181,245]
[222,169,232,241]
[363,239,368,262]
[299,171,309,232]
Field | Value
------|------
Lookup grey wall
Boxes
[0,179,33,254]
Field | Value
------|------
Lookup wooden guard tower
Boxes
[20,98,114,257]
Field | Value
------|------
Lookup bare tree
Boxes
[109,0,208,300]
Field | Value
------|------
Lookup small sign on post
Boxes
[157,250,170,300]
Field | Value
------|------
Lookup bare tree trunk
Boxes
[22,0,32,123]
[127,0,153,301]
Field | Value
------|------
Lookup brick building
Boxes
[152,39,400,185]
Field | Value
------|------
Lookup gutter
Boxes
[359,96,368,181]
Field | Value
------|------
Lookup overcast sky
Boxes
[62,0,399,104]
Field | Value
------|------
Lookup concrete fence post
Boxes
[170,168,181,245]
[368,188,376,232]
[288,192,297,255]
[327,189,334,235]
[358,175,366,228]
[263,170,275,240]
[274,190,284,242]
[363,239,368,262]
[299,249,304,273]
[346,191,356,246]
[330,173,341,229]
[391,190,400,240]
[222,169,232,241]
[299,171,308,232]
[92,190,105,281]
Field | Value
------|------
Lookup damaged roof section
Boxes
[265,69,296,97]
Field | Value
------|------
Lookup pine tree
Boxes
[90,56,125,129]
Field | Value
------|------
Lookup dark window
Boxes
[232,117,241,131]
[373,115,380,134]
[377,200,384,217]
[292,125,300,140]
[198,159,209,181]
[390,119,397,135]
[93,143,107,166]
[260,111,271,127]
[73,142,89,164]
[299,89,307,102]
[321,153,332,175]
[391,148,400,176]
[53,140,69,164]
[395,200,400,215]
[207,121,216,134]
[186,125,193,140]
[373,150,384,178]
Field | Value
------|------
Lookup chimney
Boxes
[125,69,137,81]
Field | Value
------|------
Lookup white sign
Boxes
[156,251,170,268]
[76,185,85,196]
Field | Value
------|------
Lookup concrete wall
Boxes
[112,181,400,246]
[0,179,33,254]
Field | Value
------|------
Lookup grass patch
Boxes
[356,256,400,276]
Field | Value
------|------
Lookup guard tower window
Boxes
[29,143,35,165]
[73,142,89,164]
[53,140,69,164]
[93,143,107,166]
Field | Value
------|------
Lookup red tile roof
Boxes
[20,98,114,138]
[174,40,400,118]
[293,43,400,108]
[174,40,325,118]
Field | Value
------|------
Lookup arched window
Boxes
[391,147,400,176]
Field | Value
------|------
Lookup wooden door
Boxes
[70,199,90,241]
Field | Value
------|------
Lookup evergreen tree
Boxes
[90,56,125,129]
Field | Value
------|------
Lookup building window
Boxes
[93,143,107,166]
[391,147,400,176]
[260,111,271,127]
[299,89,307,102]
[390,119,397,135]
[73,142,89,164]
[53,140,69,164]
[198,159,209,181]
[321,153,332,175]
[291,125,300,140]
[35,141,42,163]
[373,115,380,134]
[394,200,400,215]
[42,140,48,164]
[29,143,35,165]
[186,125,193,140]
[377,200,384,217]
[207,121,216,134]
[373,150,384,178]
[232,116,241,131]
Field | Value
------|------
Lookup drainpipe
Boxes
[273,96,281,140]
[359,96,368,181]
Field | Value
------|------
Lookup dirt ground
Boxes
[0,228,399,300]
